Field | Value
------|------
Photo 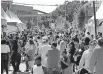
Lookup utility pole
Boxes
[65,1,66,22]
[65,0,68,29]
[93,1,97,39]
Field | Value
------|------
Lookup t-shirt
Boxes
[1,44,10,53]
[79,49,93,70]
[47,49,60,68]
[27,45,36,61]
[33,65,44,74]
[39,44,52,67]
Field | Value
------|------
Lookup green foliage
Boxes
[52,1,82,24]
[51,1,94,30]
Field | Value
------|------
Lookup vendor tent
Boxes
[91,2,103,20]
[6,10,22,23]
[1,7,24,33]
[86,2,103,36]
[1,7,17,33]
[1,7,11,22]
[6,10,26,31]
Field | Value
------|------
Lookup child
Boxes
[33,56,48,74]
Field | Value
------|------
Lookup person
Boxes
[11,37,21,73]
[99,32,103,39]
[74,35,79,43]
[26,39,36,72]
[86,32,91,38]
[73,42,85,70]
[79,40,97,73]
[33,56,48,74]
[24,39,34,71]
[1,40,10,74]
[69,42,76,62]
[59,39,66,55]
[89,38,103,74]
[91,35,94,40]
[39,36,52,67]
[47,42,60,74]
[61,50,70,74]
[84,37,90,50]
[67,42,76,74]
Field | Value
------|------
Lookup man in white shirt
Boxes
[39,36,52,67]
[1,39,10,74]
[79,40,97,72]
[89,38,103,74]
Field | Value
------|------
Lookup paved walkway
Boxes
[3,63,26,74]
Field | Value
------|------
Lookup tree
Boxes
[51,1,92,29]
[78,8,86,30]
[52,1,82,24]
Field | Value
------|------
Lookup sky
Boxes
[9,0,92,13]
[13,0,70,13]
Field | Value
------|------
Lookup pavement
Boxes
[3,62,77,74]
[3,63,26,74]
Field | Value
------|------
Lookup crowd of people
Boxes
[1,28,103,74]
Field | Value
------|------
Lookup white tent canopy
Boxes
[1,7,25,33]
[6,10,22,23]
[1,7,11,21]
[91,2,103,20]
[86,2,103,36]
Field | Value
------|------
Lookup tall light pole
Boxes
[93,1,97,39]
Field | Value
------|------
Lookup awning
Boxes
[1,7,25,33]
[1,7,11,21]
[6,10,22,23]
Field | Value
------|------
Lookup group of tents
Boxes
[1,7,26,34]
[86,2,103,37]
